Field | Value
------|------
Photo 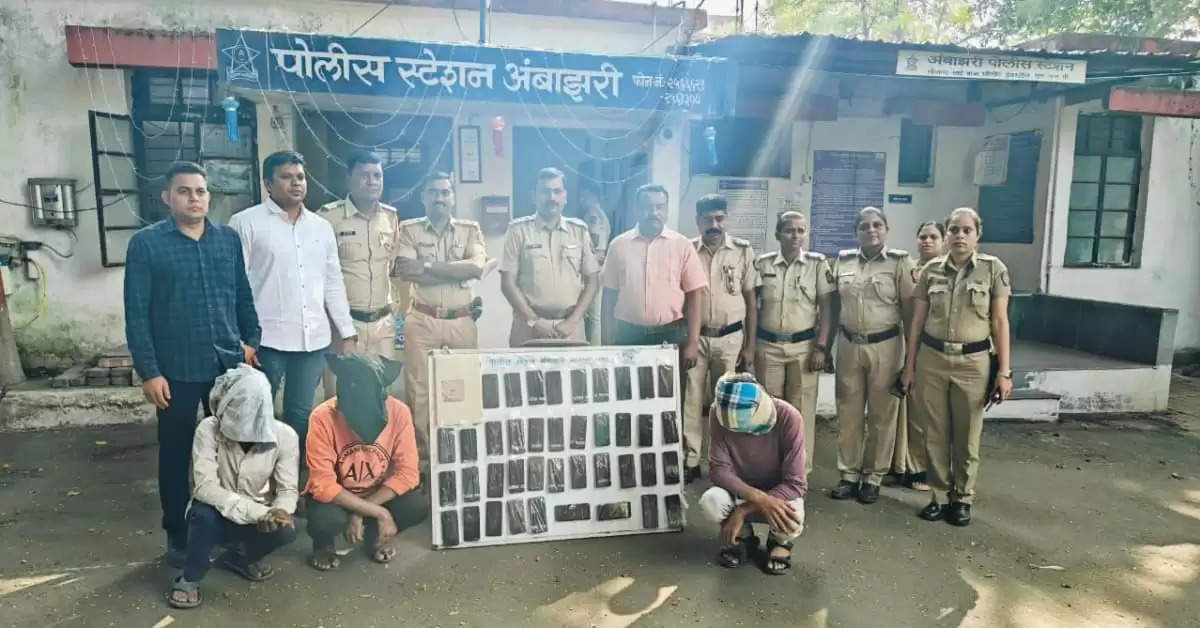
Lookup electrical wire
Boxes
[351,1,395,36]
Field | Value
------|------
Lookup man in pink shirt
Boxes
[600,184,707,369]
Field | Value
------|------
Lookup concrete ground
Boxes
[2,380,1199,627]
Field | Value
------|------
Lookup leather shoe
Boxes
[857,483,880,504]
[918,502,946,521]
[830,480,859,500]
[684,466,702,485]
[946,502,971,526]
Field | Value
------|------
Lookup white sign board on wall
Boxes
[428,346,686,548]
[896,50,1087,84]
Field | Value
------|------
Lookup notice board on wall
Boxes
[978,130,1041,244]
[428,346,686,549]
[717,178,770,252]
[810,151,886,256]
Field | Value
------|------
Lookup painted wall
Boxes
[1046,105,1200,350]
[0,0,678,368]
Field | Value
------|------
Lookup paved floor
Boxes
[2,383,1199,628]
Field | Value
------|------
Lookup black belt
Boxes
[350,306,391,323]
[701,321,743,338]
[921,332,991,355]
[840,326,900,345]
[758,327,816,343]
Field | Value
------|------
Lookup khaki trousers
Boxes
[322,315,397,400]
[835,335,902,486]
[509,316,586,347]
[584,291,602,346]
[684,330,743,468]
[403,310,478,468]
[912,347,989,505]
[755,338,818,474]
[891,395,927,475]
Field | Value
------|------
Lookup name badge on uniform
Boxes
[525,243,544,249]
[762,272,777,279]
[565,244,578,249]
[338,230,357,237]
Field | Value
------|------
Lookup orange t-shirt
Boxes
[304,396,420,503]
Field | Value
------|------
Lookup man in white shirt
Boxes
[229,151,357,462]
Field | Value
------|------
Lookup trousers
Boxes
[157,378,214,548]
[683,330,742,468]
[306,491,430,546]
[912,347,989,504]
[698,486,805,542]
[403,311,478,468]
[259,347,327,465]
[183,502,296,582]
[834,334,902,486]
[755,338,819,474]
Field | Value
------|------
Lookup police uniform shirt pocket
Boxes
[926,283,951,320]
[872,272,898,304]
[562,244,582,272]
[723,264,740,295]
[966,282,991,318]
[416,241,439,263]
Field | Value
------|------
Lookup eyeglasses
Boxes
[857,221,886,231]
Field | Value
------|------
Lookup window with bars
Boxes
[1064,114,1142,267]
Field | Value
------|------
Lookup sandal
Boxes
[219,550,276,582]
[369,542,397,564]
[309,547,340,571]
[762,538,793,575]
[166,576,201,609]
[716,535,760,568]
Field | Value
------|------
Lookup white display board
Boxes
[428,346,686,549]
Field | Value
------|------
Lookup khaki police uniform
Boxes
[396,216,487,462]
[753,250,834,474]
[319,198,400,359]
[684,235,757,468]
[583,207,611,346]
[832,248,917,486]
[912,252,1010,505]
[500,214,599,347]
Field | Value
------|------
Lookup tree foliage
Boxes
[761,0,1200,44]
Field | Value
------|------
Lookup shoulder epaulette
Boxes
[976,252,999,262]
[731,237,751,247]
[756,252,776,262]
[317,200,343,213]
[563,216,588,229]
[838,248,858,258]
[886,248,910,258]
[399,217,426,227]
[508,215,536,226]
[452,218,481,229]
[803,250,826,261]
[380,202,397,213]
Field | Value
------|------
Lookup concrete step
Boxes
[0,384,150,432]
[984,389,1060,422]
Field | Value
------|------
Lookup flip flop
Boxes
[716,535,759,568]
[166,576,201,609]
[309,548,340,571]
[219,550,276,582]
[369,543,397,564]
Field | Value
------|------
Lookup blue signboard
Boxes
[216,29,734,116]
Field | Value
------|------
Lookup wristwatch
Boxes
[997,370,1013,379]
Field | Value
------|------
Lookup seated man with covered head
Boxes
[305,354,428,571]
[169,365,299,609]
[700,372,807,576]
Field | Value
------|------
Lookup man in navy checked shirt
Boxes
[124,161,261,567]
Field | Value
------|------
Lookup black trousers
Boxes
[157,379,214,548]
[306,491,429,546]
[183,502,296,582]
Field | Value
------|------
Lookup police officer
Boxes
[829,207,917,505]
[753,211,833,476]
[580,184,611,346]
[394,172,487,464]
[318,151,400,397]
[500,167,600,347]
[684,194,758,482]
[903,208,1012,527]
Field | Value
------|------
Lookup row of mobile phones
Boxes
[436,412,680,463]
[438,493,685,546]
[481,365,676,409]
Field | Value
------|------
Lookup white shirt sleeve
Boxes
[191,418,271,525]
[321,220,356,338]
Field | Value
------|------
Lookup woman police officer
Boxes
[828,207,917,504]
[902,207,1013,527]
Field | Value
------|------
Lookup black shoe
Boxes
[880,472,903,487]
[684,466,702,485]
[857,483,880,504]
[946,502,971,527]
[918,502,946,521]
[830,480,859,500]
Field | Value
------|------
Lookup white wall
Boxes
[0,0,678,365]
[1046,105,1200,350]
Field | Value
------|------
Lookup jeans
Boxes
[305,491,429,547]
[157,379,214,549]
[258,346,327,463]
[183,502,296,582]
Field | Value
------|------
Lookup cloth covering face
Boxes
[712,371,777,435]
[209,364,277,444]
[325,353,403,443]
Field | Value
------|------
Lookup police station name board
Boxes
[896,49,1087,84]
[217,29,734,115]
